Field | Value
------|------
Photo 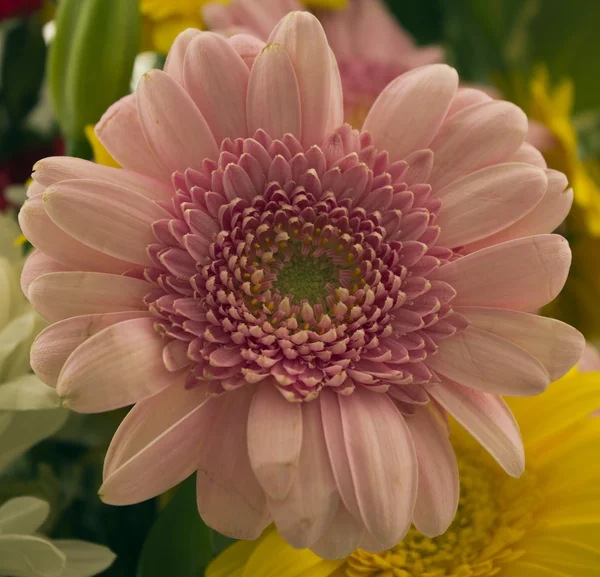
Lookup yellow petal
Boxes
[151,16,203,54]
[206,539,260,577]
[302,0,347,8]
[84,125,120,168]
[242,530,341,577]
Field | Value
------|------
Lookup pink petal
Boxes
[465,170,573,251]
[95,95,171,183]
[26,179,45,198]
[446,88,492,117]
[268,12,331,147]
[310,503,364,559]
[405,404,459,537]
[268,399,339,549]
[31,311,152,387]
[28,271,150,323]
[364,64,458,162]
[44,180,170,266]
[436,163,547,247]
[511,142,547,167]
[183,33,249,143]
[21,251,71,298]
[19,197,133,274]
[33,156,171,200]
[101,381,210,504]
[456,306,584,381]
[228,34,265,69]
[325,47,343,134]
[136,69,219,175]
[427,325,550,396]
[57,317,178,413]
[429,100,528,190]
[526,120,556,151]
[247,384,302,500]
[197,386,270,540]
[164,28,202,84]
[428,380,524,477]
[247,43,301,141]
[338,388,417,547]
[430,234,571,311]
[320,389,361,523]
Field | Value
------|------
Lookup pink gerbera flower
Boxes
[203,0,443,126]
[22,12,583,559]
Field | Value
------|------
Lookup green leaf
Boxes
[385,0,444,45]
[1,16,46,125]
[48,0,140,142]
[137,476,213,577]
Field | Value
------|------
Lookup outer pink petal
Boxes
[430,234,571,311]
[268,399,339,549]
[406,404,459,537]
[28,271,150,323]
[246,42,301,141]
[579,343,600,373]
[465,170,573,251]
[268,12,331,147]
[338,388,417,547]
[95,95,172,183]
[197,386,270,540]
[33,156,171,200]
[25,180,45,198]
[364,64,458,162]
[100,382,210,505]
[164,28,202,84]
[247,384,302,500]
[310,503,364,560]
[137,69,219,175]
[455,306,584,381]
[19,197,133,274]
[325,47,344,134]
[446,87,492,117]
[511,142,547,167]
[228,34,265,69]
[436,163,547,247]
[427,325,550,396]
[31,311,153,387]
[44,180,170,266]
[57,317,178,413]
[320,389,361,522]
[103,382,207,478]
[21,251,71,298]
[184,33,249,143]
[428,380,525,477]
[429,100,528,190]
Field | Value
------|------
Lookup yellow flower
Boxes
[84,125,120,168]
[528,66,600,236]
[207,369,600,577]
[304,0,347,8]
[140,0,346,53]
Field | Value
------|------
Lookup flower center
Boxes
[345,450,536,577]
[272,253,339,305]
[145,127,467,401]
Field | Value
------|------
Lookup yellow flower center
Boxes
[345,451,541,577]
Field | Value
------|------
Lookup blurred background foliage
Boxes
[1,0,600,575]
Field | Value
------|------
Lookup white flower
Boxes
[0,497,115,577]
